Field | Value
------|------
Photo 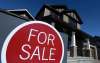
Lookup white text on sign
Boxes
[19,29,56,61]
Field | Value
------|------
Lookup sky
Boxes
[0,0,100,36]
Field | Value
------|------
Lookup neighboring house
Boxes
[35,5,100,63]
[8,9,34,20]
[92,36,100,60]
[0,9,34,62]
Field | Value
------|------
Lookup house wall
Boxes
[77,23,81,29]
[63,15,69,23]
[60,32,68,63]
[0,12,28,62]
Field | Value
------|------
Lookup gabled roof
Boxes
[8,9,35,20]
[35,5,83,24]
[0,8,32,21]
[63,9,83,24]
[36,5,68,16]
[35,5,61,19]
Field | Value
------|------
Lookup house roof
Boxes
[90,36,100,47]
[63,9,83,24]
[35,5,92,38]
[92,36,100,42]
[35,5,61,19]
[7,9,35,20]
[50,5,68,10]
[35,5,83,24]
[0,8,33,21]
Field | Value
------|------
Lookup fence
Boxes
[67,57,99,63]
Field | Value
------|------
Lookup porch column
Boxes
[70,32,77,57]
[86,38,92,57]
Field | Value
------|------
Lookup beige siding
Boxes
[63,15,69,23]
[73,13,79,21]
[44,8,51,16]
[67,12,79,21]
[77,23,81,29]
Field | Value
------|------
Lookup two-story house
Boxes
[35,5,100,63]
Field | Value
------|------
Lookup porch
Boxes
[67,56,99,63]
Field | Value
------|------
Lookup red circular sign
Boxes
[1,21,64,63]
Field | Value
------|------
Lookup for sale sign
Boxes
[1,21,64,63]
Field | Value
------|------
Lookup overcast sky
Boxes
[0,0,100,36]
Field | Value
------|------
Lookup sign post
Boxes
[1,21,64,63]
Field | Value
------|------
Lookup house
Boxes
[7,9,34,20]
[35,5,100,63]
[0,9,34,62]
